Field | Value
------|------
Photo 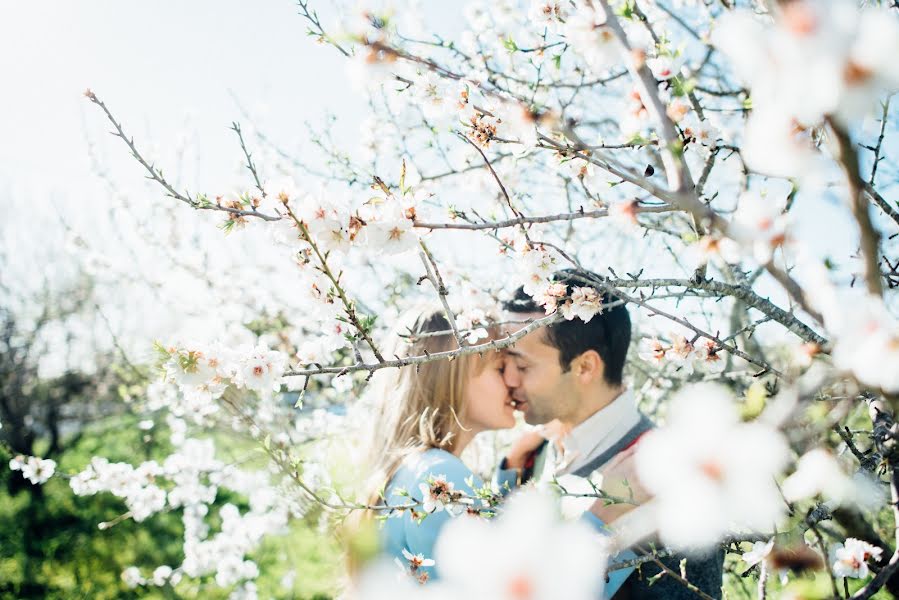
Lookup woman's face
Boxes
[463,352,516,432]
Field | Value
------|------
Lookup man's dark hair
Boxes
[503,269,631,386]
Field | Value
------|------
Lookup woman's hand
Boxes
[504,419,569,469]
[589,446,652,523]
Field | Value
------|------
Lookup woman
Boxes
[354,306,638,595]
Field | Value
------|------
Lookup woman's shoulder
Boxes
[406,448,469,478]
[388,448,474,496]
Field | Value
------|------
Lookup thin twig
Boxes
[418,240,465,348]
[85,90,279,222]
[285,311,563,377]
[230,121,267,199]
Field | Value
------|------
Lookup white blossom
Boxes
[419,475,455,514]
[529,0,567,32]
[646,54,684,81]
[234,345,288,393]
[694,339,727,374]
[636,383,790,549]
[638,337,667,365]
[831,294,899,393]
[9,455,56,485]
[363,199,420,255]
[122,566,145,588]
[782,448,885,508]
[151,565,175,586]
[727,191,791,264]
[831,538,883,579]
[563,3,622,74]
[742,539,774,568]
[434,489,609,600]
[398,547,436,575]
[665,334,696,375]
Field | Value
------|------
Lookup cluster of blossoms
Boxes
[69,438,225,521]
[70,457,168,521]
[515,240,559,298]
[265,172,424,259]
[73,433,300,597]
[802,262,899,393]
[8,455,56,485]
[638,333,727,375]
[121,565,181,589]
[511,240,604,322]
[713,0,899,178]
[248,171,435,369]
[161,342,288,400]
[739,538,823,586]
[408,68,554,151]
[528,0,566,32]
[359,490,609,600]
[688,191,792,268]
[534,281,605,323]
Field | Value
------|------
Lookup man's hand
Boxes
[504,419,569,469]
[589,446,652,524]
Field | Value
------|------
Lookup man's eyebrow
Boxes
[505,349,527,359]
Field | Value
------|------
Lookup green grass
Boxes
[0,413,341,600]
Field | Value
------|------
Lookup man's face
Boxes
[503,313,578,425]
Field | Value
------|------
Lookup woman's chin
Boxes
[499,410,517,428]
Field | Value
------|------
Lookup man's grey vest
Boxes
[523,414,724,600]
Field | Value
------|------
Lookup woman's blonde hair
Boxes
[342,305,499,579]
[361,305,493,507]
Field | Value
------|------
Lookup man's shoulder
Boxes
[613,547,724,600]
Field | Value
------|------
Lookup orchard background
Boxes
[2,0,899,598]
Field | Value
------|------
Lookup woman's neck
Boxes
[449,426,481,457]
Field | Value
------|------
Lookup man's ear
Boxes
[573,350,605,383]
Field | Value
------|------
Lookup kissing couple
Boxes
[354,268,724,599]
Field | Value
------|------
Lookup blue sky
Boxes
[1,0,895,365]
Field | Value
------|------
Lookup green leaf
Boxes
[670,76,696,98]
[627,133,649,146]
[616,0,637,19]
[399,158,407,194]
[503,36,519,53]
[552,54,562,70]
[219,218,237,234]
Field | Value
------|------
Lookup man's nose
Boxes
[503,363,520,388]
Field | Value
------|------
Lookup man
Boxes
[498,269,724,600]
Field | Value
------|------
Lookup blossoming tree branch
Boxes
[8,0,899,597]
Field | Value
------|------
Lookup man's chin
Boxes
[522,409,548,426]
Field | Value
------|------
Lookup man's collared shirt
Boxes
[550,388,641,477]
